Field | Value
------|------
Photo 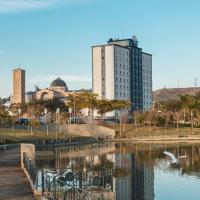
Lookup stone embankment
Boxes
[113,135,200,143]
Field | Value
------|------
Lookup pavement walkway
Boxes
[0,147,35,200]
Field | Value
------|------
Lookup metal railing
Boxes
[23,153,39,189]
[41,167,113,200]
[23,153,113,200]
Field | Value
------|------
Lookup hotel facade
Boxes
[92,36,152,115]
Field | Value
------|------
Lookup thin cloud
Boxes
[28,74,91,84]
[0,0,91,14]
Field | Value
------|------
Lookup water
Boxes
[36,142,200,200]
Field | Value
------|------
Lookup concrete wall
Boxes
[20,144,40,195]
[21,143,35,167]
[62,124,116,138]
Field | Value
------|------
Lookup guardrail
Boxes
[22,144,114,200]
[41,167,113,200]
[0,143,19,151]
[23,153,38,190]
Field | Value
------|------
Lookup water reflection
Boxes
[36,143,200,200]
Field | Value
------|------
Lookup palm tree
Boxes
[179,94,190,123]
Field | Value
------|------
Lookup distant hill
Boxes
[153,87,200,102]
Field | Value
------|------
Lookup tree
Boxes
[110,100,131,111]
[67,92,98,116]
[0,105,12,125]
[179,94,190,123]
[96,99,113,117]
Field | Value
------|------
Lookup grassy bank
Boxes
[0,128,75,144]
[1,124,200,144]
[103,124,200,138]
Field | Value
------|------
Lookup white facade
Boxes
[92,45,130,117]
[142,53,152,111]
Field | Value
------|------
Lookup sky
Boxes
[1,0,200,98]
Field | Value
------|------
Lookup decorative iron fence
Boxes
[23,153,113,200]
[23,153,39,189]
[41,167,113,200]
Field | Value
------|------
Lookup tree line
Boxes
[134,92,200,134]
[0,92,131,125]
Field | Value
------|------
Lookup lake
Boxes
[36,142,200,200]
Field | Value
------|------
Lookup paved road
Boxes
[0,147,35,200]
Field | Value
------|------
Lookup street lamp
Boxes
[73,91,76,124]
[69,107,72,124]
[18,108,21,119]
[56,108,60,140]
[44,108,48,137]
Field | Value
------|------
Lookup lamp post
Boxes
[12,116,15,136]
[56,108,60,140]
[119,113,122,138]
[69,107,72,124]
[191,110,194,135]
[44,108,48,137]
[18,108,21,119]
[73,91,76,124]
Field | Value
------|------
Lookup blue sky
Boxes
[1,0,200,98]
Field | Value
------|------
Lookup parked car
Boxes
[15,118,30,125]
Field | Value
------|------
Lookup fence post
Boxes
[42,169,44,196]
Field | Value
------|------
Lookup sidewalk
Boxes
[0,147,35,200]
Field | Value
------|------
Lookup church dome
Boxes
[50,78,67,88]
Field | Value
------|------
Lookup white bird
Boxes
[163,151,187,164]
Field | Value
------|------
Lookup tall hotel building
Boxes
[92,36,152,114]
[12,68,25,104]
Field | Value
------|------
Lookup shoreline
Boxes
[2,136,200,148]
[111,135,200,144]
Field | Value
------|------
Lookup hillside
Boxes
[153,87,200,102]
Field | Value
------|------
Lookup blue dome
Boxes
[50,78,67,88]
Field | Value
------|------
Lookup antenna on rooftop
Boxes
[177,80,180,88]
[194,77,198,87]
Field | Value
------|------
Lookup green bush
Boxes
[30,119,40,127]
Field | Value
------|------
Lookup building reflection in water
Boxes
[107,153,154,200]
[36,143,200,200]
